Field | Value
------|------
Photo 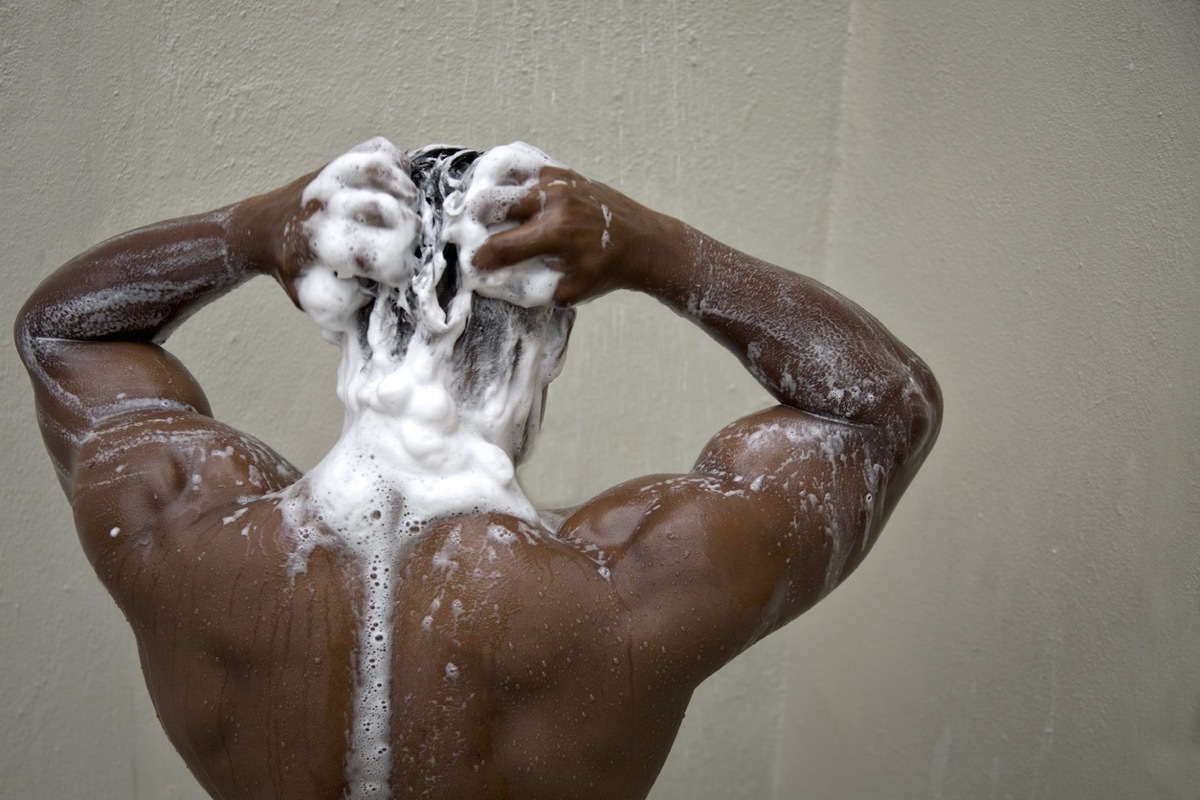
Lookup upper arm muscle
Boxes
[23,337,298,582]
[72,410,298,567]
[697,405,901,600]
[23,338,212,486]
[610,406,901,667]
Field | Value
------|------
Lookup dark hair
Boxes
[408,145,480,320]
[408,145,480,197]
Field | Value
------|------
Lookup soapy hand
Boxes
[292,138,423,336]
[472,166,680,307]
[236,138,416,298]
[441,142,566,309]
[238,138,424,337]
[300,137,422,288]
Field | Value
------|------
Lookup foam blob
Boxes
[444,142,566,307]
[301,137,423,290]
[283,139,573,798]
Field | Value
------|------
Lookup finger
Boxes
[327,150,417,200]
[538,165,580,188]
[499,188,545,223]
[494,168,578,223]
[473,218,553,271]
[329,189,403,229]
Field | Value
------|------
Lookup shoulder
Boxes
[71,404,300,589]
[543,405,906,678]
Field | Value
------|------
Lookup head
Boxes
[319,143,574,465]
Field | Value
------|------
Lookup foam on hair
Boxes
[279,138,573,798]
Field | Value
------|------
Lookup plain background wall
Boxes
[1,2,1196,798]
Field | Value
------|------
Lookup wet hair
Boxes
[365,144,575,413]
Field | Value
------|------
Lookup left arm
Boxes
[15,153,339,492]
[13,155,334,566]
[16,208,254,487]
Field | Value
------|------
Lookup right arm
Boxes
[479,167,939,449]
[477,168,942,661]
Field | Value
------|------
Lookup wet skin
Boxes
[17,144,941,799]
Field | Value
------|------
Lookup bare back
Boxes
[67,367,908,799]
[18,140,940,800]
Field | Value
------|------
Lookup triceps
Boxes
[22,338,213,494]
[693,407,898,618]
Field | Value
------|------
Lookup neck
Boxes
[302,314,538,546]
[281,138,572,546]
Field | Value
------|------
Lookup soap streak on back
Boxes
[281,139,575,797]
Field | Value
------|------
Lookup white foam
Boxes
[281,139,571,798]
[301,137,423,290]
[444,142,565,307]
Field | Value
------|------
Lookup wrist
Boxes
[225,195,276,279]
[627,212,696,302]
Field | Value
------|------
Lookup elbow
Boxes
[868,357,942,512]
[13,294,42,371]
[903,356,943,465]
[14,285,65,374]
[15,272,79,369]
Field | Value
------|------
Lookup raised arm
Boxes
[649,222,941,497]
[14,138,413,494]
[476,166,942,653]
[16,197,272,489]
[478,165,940,473]
[12,139,410,554]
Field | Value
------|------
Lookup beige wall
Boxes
[2,2,1196,798]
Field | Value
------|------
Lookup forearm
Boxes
[15,206,265,352]
[13,193,299,488]
[473,163,938,446]
[640,219,939,441]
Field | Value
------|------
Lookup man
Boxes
[16,138,941,799]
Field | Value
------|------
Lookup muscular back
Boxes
[68,379,902,799]
[18,140,940,799]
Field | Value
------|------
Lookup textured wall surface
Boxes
[776,4,1200,798]
[1,2,1197,798]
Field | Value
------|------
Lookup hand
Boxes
[299,137,421,286]
[236,138,421,333]
[472,166,682,307]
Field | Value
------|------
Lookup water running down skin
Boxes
[16,139,941,800]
